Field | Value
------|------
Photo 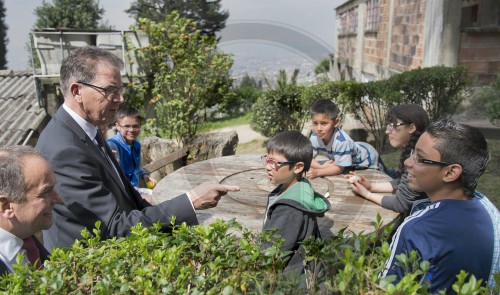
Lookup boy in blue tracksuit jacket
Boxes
[380,119,499,293]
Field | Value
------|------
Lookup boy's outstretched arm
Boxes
[307,160,344,178]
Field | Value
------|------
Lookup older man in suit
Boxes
[36,46,239,251]
[0,145,62,274]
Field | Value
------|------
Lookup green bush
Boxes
[301,80,352,117]
[251,84,307,137]
[389,65,470,121]
[250,66,469,152]
[221,75,262,116]
[251,80,351,139]
[477,75,500,125]
[338,79,403,151]
[1,218,497,294]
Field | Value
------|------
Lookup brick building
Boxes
[333,0,500,85]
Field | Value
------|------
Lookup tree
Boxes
[263,69,300,90]
[0,0,7,69]
[126,12,233,144]
[314,58,330,75]
[251,84,308,137]
[126,0,229,38]
[314,58,331,82]
[221,74,262,115]
[33,0,108,29]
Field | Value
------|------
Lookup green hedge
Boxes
[251,66,470,149]
[251,85,307,138]
[388,65,470,121]
[1,218,497,294]
[476,75,500,125]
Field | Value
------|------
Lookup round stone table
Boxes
[153,154,399,236]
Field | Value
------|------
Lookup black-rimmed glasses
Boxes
[261,155,296,171]
[409,149,454,166]
[77,81,125,98]
[386,122,409,131]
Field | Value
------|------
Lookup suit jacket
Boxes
[0,236,50,275]
[36,107,198,251]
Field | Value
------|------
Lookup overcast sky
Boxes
[4,0,342,70]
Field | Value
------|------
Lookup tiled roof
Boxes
[0,70,47,146]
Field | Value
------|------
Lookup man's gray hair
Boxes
[59,46,124,97]
[0,145,41,203]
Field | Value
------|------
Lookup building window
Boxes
[366,0,380,31]
[339,12,348,34]
[338,6,359,35]
[348,7,358,33]
[470,4,478,23]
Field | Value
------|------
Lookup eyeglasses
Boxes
[386,122,409,131]
[77,81,125,98]
[117,124,141,131]
[409,149,454,166]
[261,155,296,171]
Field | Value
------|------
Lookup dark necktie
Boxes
[22,236,42,269]
[95,129,108,155]
[95,129,125,189]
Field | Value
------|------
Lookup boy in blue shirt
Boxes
[261,130,330,272]
[307,99,379,178]
[381,119,499,293]
[107,106,157,202]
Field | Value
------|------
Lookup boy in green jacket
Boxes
[261,130,330,272]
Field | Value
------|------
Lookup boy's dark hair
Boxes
[387,104,430,177]
[426,119,489,198]
[266,130,313,178]
[116,106,143,123]
[310,99,340,120]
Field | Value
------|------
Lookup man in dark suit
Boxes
[0,145,62,274]
[36,46,239,251]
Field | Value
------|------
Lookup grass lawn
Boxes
[198,113,252,133]
[477,139,500,207]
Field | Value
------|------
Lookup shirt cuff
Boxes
[185,191,196,212]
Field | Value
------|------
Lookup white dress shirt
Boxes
[0,227,28,272]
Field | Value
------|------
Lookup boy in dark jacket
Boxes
[261,130,330,271]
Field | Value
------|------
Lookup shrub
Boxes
[389,65,470,121]
[251,84,307,137]
[476,75,500,125]
[338,80,403,151]
[301,80,352,117]
[221,74,262,116]
[251,66,470,151]
[0,220,285,294]
[0,219,496,294]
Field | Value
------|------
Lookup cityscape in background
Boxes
[221,43,321,87]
